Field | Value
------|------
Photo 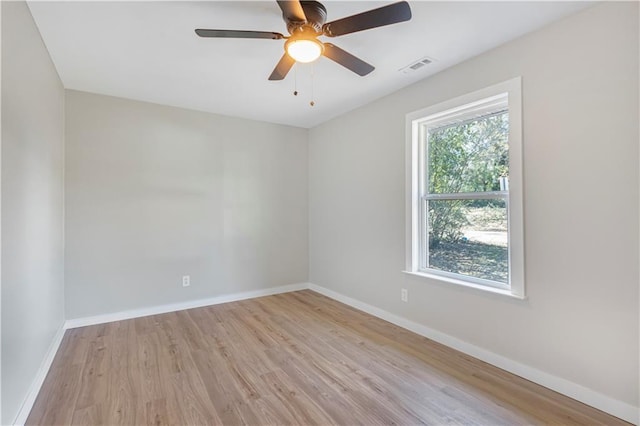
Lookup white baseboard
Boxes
[64,282,309,329]
[12,323,66,426]
[308,283,639,425]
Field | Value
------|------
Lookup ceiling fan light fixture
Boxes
[285,38,323,63]
[196,1,412,80]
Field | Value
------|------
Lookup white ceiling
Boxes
[28,1,592,128]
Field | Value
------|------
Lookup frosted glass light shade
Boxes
[286,39,322,63]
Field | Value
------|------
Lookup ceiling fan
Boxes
[195,1,412,81]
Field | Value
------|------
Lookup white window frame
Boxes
[404,77,525,299]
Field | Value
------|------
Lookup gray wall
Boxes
[309,2,638,408]
[65,91,308,319]
[1,2,65,424]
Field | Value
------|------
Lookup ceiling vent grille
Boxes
[400,57,434,74]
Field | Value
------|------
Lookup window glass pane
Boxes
[427,111,509,194]
[427,199,508,284]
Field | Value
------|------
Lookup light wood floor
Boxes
[28,290,628,425]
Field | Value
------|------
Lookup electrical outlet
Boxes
[182,275,190,287]
[401,288,408,302]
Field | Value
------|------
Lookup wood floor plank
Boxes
[27,364,83,425]
[70,404,102,426]
[144,398,168,426]
[190,349,246,425]
[260,368,336,425]
[74,335,111,411]
[26,290,630,425]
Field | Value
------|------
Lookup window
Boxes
[405,78,524,298]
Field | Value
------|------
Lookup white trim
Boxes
[12,324,66,426]
[402,270,524,300]
[0,2,3,422]
[423,191,507,201]
[308,283,638,425]
[64,282,309,329]
[505,77,525,298]
[405,77,525,299]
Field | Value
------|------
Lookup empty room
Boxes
[1,0,638,424]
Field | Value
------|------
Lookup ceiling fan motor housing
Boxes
[286,1,327,34]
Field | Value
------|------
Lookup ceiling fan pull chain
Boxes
[310,63,315,107]
[293,66,298,96]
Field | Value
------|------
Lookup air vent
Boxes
[400,57,434,74]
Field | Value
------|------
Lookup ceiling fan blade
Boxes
[269,53,296,80]
[195,29,284,39]
[322,1,411,37]
[276,1,307,23]
[322,43,374,76]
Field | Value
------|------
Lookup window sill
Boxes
[402,270,527,300]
